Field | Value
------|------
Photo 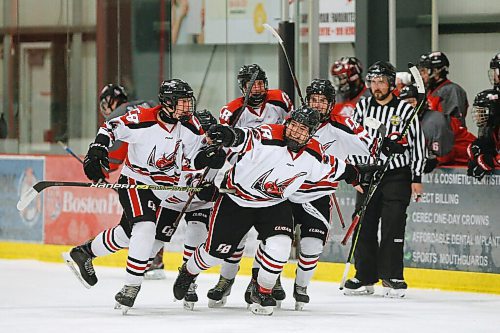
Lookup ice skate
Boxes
[207,276,235,308]
[244,278,257,308]
[114,285,141,315]
[183,282,198,310]
[249,283,276,316]
[293,283,310,311]
[343,278,375,296]
[382,279,407,298]
[173,263,198,301]
[62,242,97,289]
[271,275,286,308]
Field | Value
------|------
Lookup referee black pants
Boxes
[353,167,412,284]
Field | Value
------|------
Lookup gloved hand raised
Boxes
[194,145,227,169]
[207,124,243,147]
[194,109,217,132]
[83,143,109,182]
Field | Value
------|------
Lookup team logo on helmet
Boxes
[252,169,307,199]
[390,115,401,126]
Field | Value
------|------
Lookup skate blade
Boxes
[62,252,91,289]
[249,303,273,316]
[383,287,406,298]
[144,269,166,280]
[183,301,195,311]
[343,286,374,296]
[208,296,227,308]
[295,302,306,311]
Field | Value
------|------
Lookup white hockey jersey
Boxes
[221,123,350,208]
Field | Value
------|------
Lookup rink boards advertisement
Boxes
[324,168,500,274]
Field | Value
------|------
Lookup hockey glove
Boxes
[194,145,227,169]
[467,154,494,180]
[194,109,217,132]
[83,143,110,182]
[207,124,244,147]
[423,158,439,174]
[381,133,408,157]
[195,182,220,202]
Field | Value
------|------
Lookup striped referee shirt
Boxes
[350,95,427,183]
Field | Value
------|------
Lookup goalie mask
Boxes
[158,79,196,124]
[99,84,128,117]
[237,64,268,107]
[284,106,321,152]
[305,79,336,122]
[472,89,500,128]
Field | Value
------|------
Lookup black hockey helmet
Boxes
[365,61,397,90]
[489,53,500,89]
[472,89,500,128]
[418,51,449,80]
[330,56,363,93]
[284,106,321,152]
[237,64,268,106]
[399,85,419,100]
[158,79,196,123]
[99,84,128,116]
[305,79,336,122]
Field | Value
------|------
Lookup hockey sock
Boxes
[125,221,156,285]
[90,225,129,257]
[295,237,323,287]
[256,235,291,290]
[183,221,208,262]
[252,241,265,270]
[186,245,222,275]
[220,235,247,279]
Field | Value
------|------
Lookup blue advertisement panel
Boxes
[0,156,45,242]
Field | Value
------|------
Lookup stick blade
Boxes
[17,187,39,211]
[408,62,425,94]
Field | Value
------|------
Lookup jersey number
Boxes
[125,108,141,124]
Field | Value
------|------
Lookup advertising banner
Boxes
[321,168,500,274]
[0,156,45,242]
[43,156,122,245]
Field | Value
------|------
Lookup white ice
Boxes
[0,259,499,333]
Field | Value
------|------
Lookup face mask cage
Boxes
[284,120,312,152]
[472,106,490,127]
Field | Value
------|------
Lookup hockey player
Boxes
[399,85,454,173]
[98,84,167,280]
[172,106,369,315]
[467,89,500,180]
[63,79,207,314]
[206,64,293,307]
[286,79,373,310]
[330,57,371,118]
[344,61,426,298]
[489,53,500,91]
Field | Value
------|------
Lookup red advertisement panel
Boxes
[44,155,122,245]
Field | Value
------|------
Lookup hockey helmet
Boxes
[489,53,500,89]
[237,64,268,106]
[99,84,128,117]
[330,57,363,93]
[472,89,500,128]
[305,79,336,122]
[158,79,196,123]
[284,106,321,152]
[365,61,397,90]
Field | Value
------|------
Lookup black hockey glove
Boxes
[423,158,439,174]
[467,154,494,180]
[194,109,217,132]
[194,145,227,169]
[355,163,383,187]
[381,135,407,157]
[207,124,244,147]
[83,143,109,182]
[195,182,220,202]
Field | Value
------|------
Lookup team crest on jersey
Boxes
[147,140,181,171]
[252,169,307,199]
[390,115,401,126]
[321,140,336,151]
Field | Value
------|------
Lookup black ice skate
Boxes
[207,276,235,308]
[293,283,310,311]
[244,268,259,307]
[249,283,276,316]
[62,242,97,289]
[343,278,375,296]
[173,263,198,301]
[272,275,286,308]
[183,282,198,310]
[382,279,407,298]
[114,285,141,315]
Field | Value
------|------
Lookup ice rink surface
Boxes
[0,259,499,333]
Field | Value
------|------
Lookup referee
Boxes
[344,61,426,298]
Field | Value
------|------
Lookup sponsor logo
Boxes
[274,225,292,233]
[308,228,325,235]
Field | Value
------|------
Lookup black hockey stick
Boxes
[172,70,260,227]
[339,63,425,290]
[16,180,234,211]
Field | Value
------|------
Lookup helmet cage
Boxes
[158,79,196,123]
[284,107,321,152]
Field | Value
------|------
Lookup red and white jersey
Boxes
[221,124,348,208]
[97,105,205,192]
[289,114,374,204]
[219,89,292,127]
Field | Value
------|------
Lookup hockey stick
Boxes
[172,70,260,227]
[17,180,234,211]
[338,63,425,290]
